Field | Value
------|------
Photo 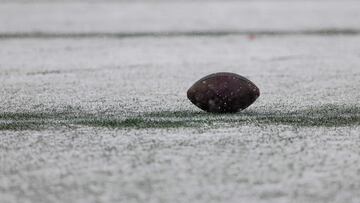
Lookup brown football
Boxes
[187,72,260,113]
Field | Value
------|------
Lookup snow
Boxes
[1,36,359,113]
[1,1,360,203]
[1,126,360,203]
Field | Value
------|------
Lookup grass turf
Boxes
[1,104,359,130]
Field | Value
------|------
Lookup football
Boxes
[187,72,260,113]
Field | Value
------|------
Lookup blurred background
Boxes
[1,0,360,36]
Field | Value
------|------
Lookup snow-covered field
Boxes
[1,1,360,203]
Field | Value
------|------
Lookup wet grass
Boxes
[144,105,360,127]
[1,104,360,130]
[76,118,195,129]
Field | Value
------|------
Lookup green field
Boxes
[2,104,360,131]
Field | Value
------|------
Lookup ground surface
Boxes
[1,1,360,203]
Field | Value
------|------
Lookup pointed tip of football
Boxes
[187,72,260,113]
